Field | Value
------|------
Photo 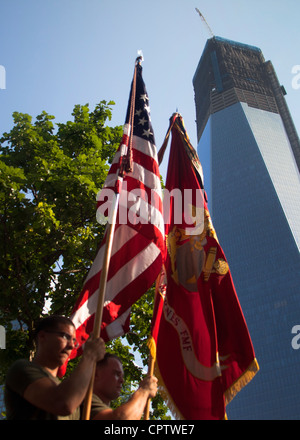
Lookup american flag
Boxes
[65,60,164,363]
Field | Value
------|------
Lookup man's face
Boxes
[39,323,77,366]
[95,357,124,402]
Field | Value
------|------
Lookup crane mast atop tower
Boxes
[195,8,214,38]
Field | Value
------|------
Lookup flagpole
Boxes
[81,56,141,421]
[157,113,177,165]
[144,356,155,420]
[81,191,120,420]
[143,116,179,421]
[143,270,164,420]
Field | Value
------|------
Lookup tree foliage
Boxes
[0,102,170,419]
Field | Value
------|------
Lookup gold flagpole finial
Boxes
[136,50,144,65]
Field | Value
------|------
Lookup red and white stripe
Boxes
[69,124,164,354]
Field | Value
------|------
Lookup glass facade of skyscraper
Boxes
[194,37,300,419]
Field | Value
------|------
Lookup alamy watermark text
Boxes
[96,185,205,236]
[292,65,300,90]
[0,65,6,89]
[0,325,6,349]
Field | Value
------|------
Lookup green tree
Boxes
[0,102,170,419]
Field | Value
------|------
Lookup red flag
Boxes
[60,59,165,375]
[149,113,259,420]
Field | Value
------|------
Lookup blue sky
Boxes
[1,0,299,181]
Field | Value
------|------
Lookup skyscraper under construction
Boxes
[193,36,300,419]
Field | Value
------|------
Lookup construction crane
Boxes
[195,8,214,38]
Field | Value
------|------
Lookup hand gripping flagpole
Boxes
[81,57,140,420]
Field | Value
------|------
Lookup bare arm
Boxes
[93,376,158,420]
[24,336,105,416]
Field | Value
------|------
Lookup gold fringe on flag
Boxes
[147,339,259,419]
[224,358,260,406]
[147,336,156,363]
[154,356,185,420]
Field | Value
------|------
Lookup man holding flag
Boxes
[4,315,106,420]
[91,353,158,420]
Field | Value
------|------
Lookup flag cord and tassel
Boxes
[81,57,140,420]
[157,112,178,165]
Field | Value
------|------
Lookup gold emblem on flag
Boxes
[214,259,229,276]
[166,209,228,288]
